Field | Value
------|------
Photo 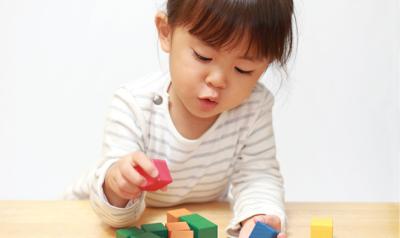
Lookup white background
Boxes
[0,0,399,201]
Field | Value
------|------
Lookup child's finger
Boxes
[118,186,142,199]
[277,233,287,238]
[114,170,142,199]
[131,152,159,178]
[120,160,147,187]
[255,215,282,231]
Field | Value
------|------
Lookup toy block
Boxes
[165,222,191,238]
[311,218,333,238]
[165,222,191,231]
[135,232,162,238]
[135,159,173,191]
[179,213,217,238]
[249,222,278,238]
[170,230,194,238]
[167,208,193,222]
[141,223,168,238]
[116,226,144,238]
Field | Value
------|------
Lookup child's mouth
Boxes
[198,98,218,110]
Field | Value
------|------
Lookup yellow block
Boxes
[311,218,333,238]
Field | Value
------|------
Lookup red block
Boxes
[135,159,173,191]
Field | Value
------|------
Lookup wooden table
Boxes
[0,201,398,238]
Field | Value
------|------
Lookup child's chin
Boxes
[191,108,221,120]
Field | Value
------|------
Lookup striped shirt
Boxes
[67,71,286,237]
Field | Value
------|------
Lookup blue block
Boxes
[249,222,278,238]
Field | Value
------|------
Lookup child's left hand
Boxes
[239,214,286,238]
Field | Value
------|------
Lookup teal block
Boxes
[116,226,144,238]
[179,213,217,238]
[141,223,168,238]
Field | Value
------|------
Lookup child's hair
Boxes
[166,0,295,67]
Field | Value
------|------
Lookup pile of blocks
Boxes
[116,208,217,238]
[115,204,333,238]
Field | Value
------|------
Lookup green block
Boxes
[141,223,168,238]
[136,232,162,238]
[116,226,144,238]
[179,213,218,238]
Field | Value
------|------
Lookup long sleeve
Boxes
[89,87,147,228]
[226,93,286,237]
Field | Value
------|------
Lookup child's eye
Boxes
[235,67,253,75]
[193,50,212,62]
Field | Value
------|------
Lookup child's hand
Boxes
[103,151,161,207]
[239,214,286,238]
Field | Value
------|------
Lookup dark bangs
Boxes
[167,0,294,65]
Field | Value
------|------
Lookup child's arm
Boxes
[227,92,286,237]
[89,87,150,228]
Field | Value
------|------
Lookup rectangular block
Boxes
[165,222,191,231]
[170,230,194,238]
[179,213,217,238]
[166,222,191,238]
[116,226,144,238]
[249,222,278,238]
[311,218,333,238]
[167,208,193,222]
[141,222,168,238]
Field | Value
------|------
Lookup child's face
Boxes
[157,14,269,120]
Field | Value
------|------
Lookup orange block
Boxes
[167,208,192,222]
[170,230,193,238]
[165,222,191,238]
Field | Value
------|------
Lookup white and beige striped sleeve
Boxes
[226,91,286,237]
[90,87,147,228]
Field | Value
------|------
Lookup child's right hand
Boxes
[103,151,159,207]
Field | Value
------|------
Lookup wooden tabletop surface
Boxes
[0,201,398,238]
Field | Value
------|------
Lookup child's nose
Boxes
[205,70,227,89]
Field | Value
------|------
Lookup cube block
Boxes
[311,218,333,238]
[249,222,278,238]
[135,232,162,238]
[135,159,173,191]
[141,223,168,238]
[116,226,144,238]
[118,208,216,238]
[170,230,194,238]
[179,213,217,238]
[166,222,191,238]
[167,208,193,222]
[165,222,191,231]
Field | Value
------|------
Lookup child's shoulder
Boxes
[112,71,168,102]
[109,71,168,113]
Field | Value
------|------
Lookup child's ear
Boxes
[155,11,172,53]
